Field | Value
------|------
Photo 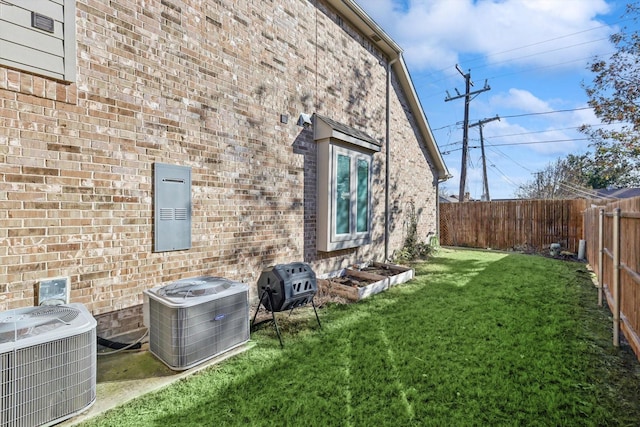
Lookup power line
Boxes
[483,122,620,139]
[416,50,616,102]
[470,37,610,73]
[500,107,592,119]
[439,122,617,148]
[487,146,533,174]
[479,22,623,60]
[475,137,592,148]
[443,137,592,154]
[416,19,625,86]
[433,107,595,136]
[482,50,617,81]
[489,163,521,189]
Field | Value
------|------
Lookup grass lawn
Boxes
[81,249,640,426]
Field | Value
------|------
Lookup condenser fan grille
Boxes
[0,306,81,344]
[157,277,233,298]
[27,306,80,323]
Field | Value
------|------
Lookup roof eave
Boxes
[326,0,450,180]
[328,0,403,58]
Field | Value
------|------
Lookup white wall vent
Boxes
[144,276,249,370]
[0,303,97,427]
[38,276,70,306]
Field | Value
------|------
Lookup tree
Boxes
[515,157,592,199]
[580,3,640,187]
[576,147,639,188]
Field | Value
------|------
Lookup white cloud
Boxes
[489,89,551,113]
[569,105,599,126]
[361,0,620,200]
[362,0,615,71]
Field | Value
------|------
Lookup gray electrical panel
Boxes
[154,163,192,252]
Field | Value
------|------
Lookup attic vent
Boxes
[31,12,55,33]
[370,34,381,42]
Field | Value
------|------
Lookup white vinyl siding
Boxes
[0,0,76,82]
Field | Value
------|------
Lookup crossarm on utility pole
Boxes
[470,115,500,201]
[445,67,491,202]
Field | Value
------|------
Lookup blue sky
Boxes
[359,0,635,199]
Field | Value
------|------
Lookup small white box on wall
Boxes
[38,276,70,306]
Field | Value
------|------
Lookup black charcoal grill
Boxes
[251,262,321,346]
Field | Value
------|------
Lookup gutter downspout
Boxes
[385,56,399,262]
[435,176,441,238]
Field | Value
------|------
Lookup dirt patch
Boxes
[359,266,406,277]
[328,275,380,288]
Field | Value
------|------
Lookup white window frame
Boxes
[315,114,380,252]
[330,145,372,244]
[317,140,375,252]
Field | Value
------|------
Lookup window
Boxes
[315,115,380,252]
[333,147,371,241]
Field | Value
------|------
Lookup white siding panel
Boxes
[0,1,64,22]
[0,57,64,81]
[0,21,64,55]
[0,40,65,78]
[0,0,73,82]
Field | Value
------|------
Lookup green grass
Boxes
[81,249,640,426]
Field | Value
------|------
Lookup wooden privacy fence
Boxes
[584,197,640,359]
[440,199,588,253]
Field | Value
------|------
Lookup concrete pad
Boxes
[60,340,253,426]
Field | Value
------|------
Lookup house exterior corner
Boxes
[0,0,446,337]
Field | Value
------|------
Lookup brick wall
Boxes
[0,0,437,337]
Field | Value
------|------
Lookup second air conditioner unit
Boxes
[144,276,250,370]
[0,303,97,427]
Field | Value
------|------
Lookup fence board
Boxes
[583,196,640,361]
[440,199,588,253]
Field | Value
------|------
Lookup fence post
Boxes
[598,208,604,307]
[613,208,621,347]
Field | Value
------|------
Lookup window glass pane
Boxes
[356,159,369,232]
[336,154,351,234]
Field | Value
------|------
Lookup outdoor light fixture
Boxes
[297,113,313,128]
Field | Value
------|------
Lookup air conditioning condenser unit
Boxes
[144,276,249,370]
[0,303,97,427]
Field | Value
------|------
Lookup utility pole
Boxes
[445,65,490,201]
[470,115,500,201]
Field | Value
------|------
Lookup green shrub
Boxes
[393,201,438,262]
